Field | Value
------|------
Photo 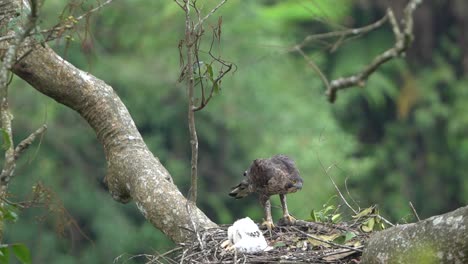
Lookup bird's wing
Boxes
[271,154,301,181]
[248,158,275,187]
[271,155,298,173]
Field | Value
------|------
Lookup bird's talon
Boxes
[221,240,237,252]
[221,239,232,249]
[261,220,275,230]
[278,214,296,226]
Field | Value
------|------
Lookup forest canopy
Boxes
[1,0,467,263]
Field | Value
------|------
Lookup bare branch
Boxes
[409,201,421,221]
[317,158,357,215]
[75,0,114,21]
[293,13,389,51]
[325,0,424,102]
[173,0,184,10]
[0,0,115,44]
[193,21,234,112]
[180,0,199,204]
[194,0,228,30]
[177,0,231,202]
[14,124,47,160]
[295,47,331,94]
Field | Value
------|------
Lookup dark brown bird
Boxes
[229,154,303,229]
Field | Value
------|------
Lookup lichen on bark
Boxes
[362,206,468,264]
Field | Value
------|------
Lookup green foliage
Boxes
[259,0,352,24]
[332,231,356,245]
[0,204,18,223]
[309,197,342,223]
[0,244,32,264]
[2,0,466,262]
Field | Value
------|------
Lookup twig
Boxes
[344,176,361,212]
[317,158,357,214]
[75,0,114,21]
[194,0,228,30]
[409,201,420,221]
[177,0,231,202]
[293,13,388,51]
[0,0,115,44]
[154,246,183,260]
[14,124,47,160]
[186,202,204,250]
[295,47,331,94]
[371,214,395,227]
[193,15,234,112]
[180,0,200,203]
[0,197,25,209]
[326,0,424,102]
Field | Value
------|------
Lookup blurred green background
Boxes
[3,0,468,263]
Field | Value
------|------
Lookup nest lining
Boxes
[154,220,368,264]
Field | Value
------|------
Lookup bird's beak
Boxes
[295,183,303,190]
[287,182,303,192]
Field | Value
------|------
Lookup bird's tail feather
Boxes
[229,180,250,199]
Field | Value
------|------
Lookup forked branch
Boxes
[176,0,231,203]
[294,0,423,103]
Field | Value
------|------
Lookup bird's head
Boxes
[285,177,303,193]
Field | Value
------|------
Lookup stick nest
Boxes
[154,219,369,263]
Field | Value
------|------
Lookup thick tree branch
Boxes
[12,44,217,242]
[362,206,468,264]
[1,0,217,243]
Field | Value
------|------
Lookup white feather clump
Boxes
[227,217,269,253]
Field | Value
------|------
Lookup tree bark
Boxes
[0,0,216,243]
[361,206,468,264]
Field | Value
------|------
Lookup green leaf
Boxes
[0,245,9,264]
[360,218,375,233]
[352,206,374,219]
[310,209,318,222]
[11,244,31,264]
[0,204,18,223]
[333,235,346,245]
[0,129,11,150]
[205,64,214,79]
[213,82,220,94]
[344,231,357,242]
[332,231,356,245]
[308,234,339,247]
[376,221,386,231]
[322,205,335,214]
[331,213,342,223]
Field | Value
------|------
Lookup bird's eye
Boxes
[243,171,247,177]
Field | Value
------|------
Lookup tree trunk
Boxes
[361,206,468,264]
[0,0,216,243]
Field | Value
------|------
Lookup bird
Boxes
[223,217,270,253]
[229,154,303,230]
